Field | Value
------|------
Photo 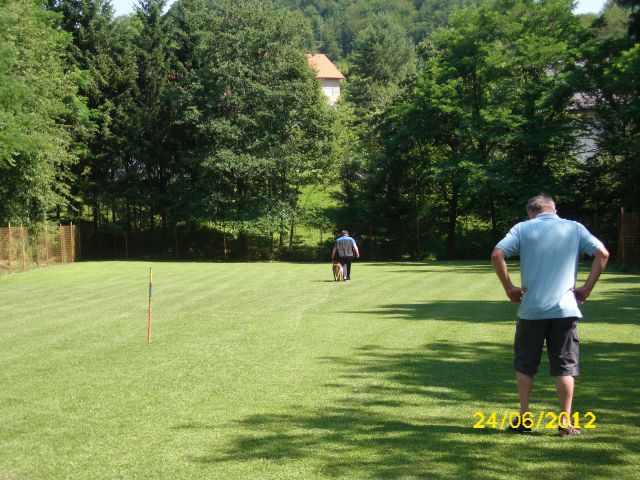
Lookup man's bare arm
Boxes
[572,245,609,304]
[491,247,525,304]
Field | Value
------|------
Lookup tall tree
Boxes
[172,0,334,256]
[132,0,182,231]
[617,0,640,38]
[585,0,632,38]
[48,0,140,229]
[580,34,640,214]
[344,13,417,118]
[0,0,84,225]
[369,0,585,258]
[336,13,418,257]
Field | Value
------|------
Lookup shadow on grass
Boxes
[364,261,495,275]
[177,265,640,477]
[344,283,639,325]
[579,280,640,325]
[320,342,513,405]
[183,340,640,478]
[343,301,516,323]
[195,412,631,479]
[582,301,640,325]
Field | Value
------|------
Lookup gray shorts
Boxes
[514,317,579,377]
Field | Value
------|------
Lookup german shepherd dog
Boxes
[333,261,344,281]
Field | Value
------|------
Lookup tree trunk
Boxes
[239,230,249,258]
[446,182,458,259]
[415,216,421,259]
[369,224,374,261]
[93,200,99,229]
[288,220,295,253]
[490,198,498,244]
[174,227,178,258]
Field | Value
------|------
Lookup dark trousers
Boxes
[339,258,352,279]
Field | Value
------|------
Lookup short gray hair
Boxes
[526,194,556,214]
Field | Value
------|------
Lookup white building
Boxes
[306,54,345,106]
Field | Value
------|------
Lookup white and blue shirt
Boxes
[335,235,357,258]
[496,213,603,320]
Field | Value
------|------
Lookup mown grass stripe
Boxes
[0,261,638,479]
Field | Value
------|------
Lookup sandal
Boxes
[558,425,582,437]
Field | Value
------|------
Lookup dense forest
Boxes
[0,0,638,260]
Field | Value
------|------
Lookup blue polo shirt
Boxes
[335,235,357,258]
[496,214,603,320]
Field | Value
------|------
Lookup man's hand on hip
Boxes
[572,286,591,304]
[573,246,609,304]
[505,285,526,304]
[491,248,525,304]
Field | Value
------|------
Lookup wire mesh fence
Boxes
[619,208,640,271]
[0,224,77,277]
[292,225,330,246]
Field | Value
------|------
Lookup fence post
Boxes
[223,227,228,258]
[45,224,50,265]
[76,224,81,260]
[58,224,63,263]
[8,223,12,274]
[20,225,26,271]
[36,228,41,267]
[70,223,75,262]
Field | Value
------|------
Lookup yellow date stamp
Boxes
[473,411,597,430]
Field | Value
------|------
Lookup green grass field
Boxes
[1,261,639,479]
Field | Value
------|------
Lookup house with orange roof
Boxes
[307,54,345,106]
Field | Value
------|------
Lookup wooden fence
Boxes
[0,224,77,277]
[619,208,640,271]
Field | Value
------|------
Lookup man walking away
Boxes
[332,230,360,281]
[491,194,609,437]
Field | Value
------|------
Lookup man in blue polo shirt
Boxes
[332,230,360,280]
[491,194,609,437]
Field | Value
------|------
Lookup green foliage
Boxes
[0,0,81,225]
[2,0,638,260]
[47,0,142,228]
[344,13,417,118]
[167,0,334,253]
[616,0,640,38]
[41,0,335,258]
[590,0,633,38]
[274,0,475,59]
[357,0,585,258]
[580,36,640,211]
[130,0,185,228]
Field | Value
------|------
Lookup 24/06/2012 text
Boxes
[472,411,596,430]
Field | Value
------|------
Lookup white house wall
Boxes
[321,79,341,105]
